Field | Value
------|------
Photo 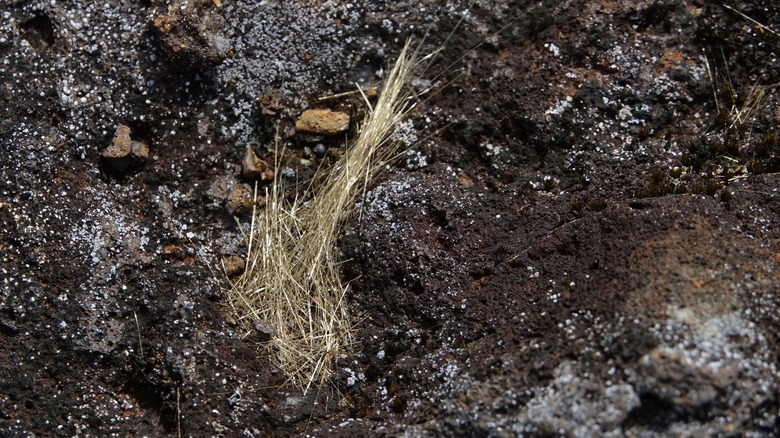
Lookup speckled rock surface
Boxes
[1,0,778,436]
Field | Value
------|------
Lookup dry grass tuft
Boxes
[225,39,420,392]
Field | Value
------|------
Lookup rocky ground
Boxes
[1,0,779,436]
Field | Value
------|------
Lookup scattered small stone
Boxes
[206,174,238,210]
[242,147,267,179]
[225,183,253,215]
[280,167,297,179]
[151,2,232,72]
[313,143,328,157]
[101,124,150,172]
[253,320,274,342]
[261,168,275,182]
[295,108,350,135]
[222,255,245,277]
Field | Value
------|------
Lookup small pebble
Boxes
[313,143,327,157]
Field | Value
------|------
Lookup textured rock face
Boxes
[1,0,779,436]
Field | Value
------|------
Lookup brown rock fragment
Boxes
[222,255,246,277]
[102,125,132,160]
[151,2,231,72]
[225,183,253,215]
[295,109,350,135]
[242,147,267,179]
[102,125,150,172]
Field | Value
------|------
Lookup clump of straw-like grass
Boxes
[226,39,420,392]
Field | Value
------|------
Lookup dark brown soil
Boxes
[1,0,778,436]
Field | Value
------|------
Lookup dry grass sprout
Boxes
[226,39,422,392]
